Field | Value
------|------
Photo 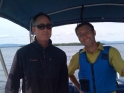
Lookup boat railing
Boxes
[0,48,8,79]
[0,48,23,93]
[0,23,33,93]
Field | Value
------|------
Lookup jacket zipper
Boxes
[91,64,96,93]
[43,50,51,93]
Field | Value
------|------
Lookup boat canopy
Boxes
[0,0,124,30]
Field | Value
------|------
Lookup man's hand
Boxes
[80,90,84,93]
[69,75,80,92]
[122,68,124,73]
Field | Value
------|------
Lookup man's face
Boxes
[76,25,96,48]
[32,15,52,42]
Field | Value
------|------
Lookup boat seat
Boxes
[69,82,124,93]
[116,84,124,93]
[69,82,79,93]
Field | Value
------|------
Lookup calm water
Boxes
[0,44,124,93]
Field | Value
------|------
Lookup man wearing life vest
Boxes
[68,22,124,93]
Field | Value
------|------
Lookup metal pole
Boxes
[29,19,35,43]
[0,48,22,93]
[0,48,8,79]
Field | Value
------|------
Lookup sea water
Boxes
[0,44,124,93]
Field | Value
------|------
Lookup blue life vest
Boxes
[78,46,116,93]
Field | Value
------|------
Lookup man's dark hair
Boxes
[75,22,94,35]
[32,12,51,25]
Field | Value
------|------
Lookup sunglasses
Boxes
[33,23,52,30]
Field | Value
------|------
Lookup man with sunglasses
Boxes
[5,13,69,93]
[68,22,124,93]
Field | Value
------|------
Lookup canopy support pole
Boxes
[0,0,3,9]
[80,5,84,22]
[29,19,35,43]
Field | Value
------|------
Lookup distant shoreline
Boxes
[54,43,124,46]
[53,43,124,46]
[53,43,82,46]
[1,42,124,47]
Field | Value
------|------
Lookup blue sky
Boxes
[0,17,124,44]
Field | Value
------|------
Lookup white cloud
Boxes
[93,22,124,41]
[51,24,79,43]
[0,17,124,44]
[0,34,9,38]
